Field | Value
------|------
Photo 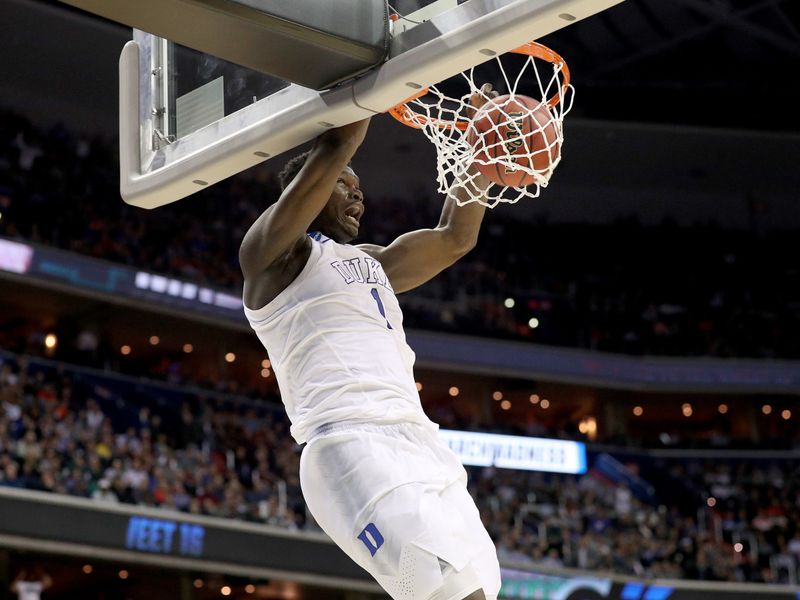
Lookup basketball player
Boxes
[240,85,501,600]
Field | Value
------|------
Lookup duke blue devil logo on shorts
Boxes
[357,523,384,556]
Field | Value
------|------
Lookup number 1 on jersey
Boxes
[370,288,393,329]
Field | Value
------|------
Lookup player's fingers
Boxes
[478,83,492,102]
[469,84,493,110]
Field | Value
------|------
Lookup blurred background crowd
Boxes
[2,110,798,359]
[2,350,799,585]
[2,0,800,597]
[1,101,799,590]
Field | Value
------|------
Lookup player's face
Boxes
[316,167,364,243]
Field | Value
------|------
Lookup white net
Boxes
[390,43,574,208]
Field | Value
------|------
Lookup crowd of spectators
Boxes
[0,352,306,528]
[481,460,800,584]
[1,352,798,584]
[3,110,800,588]
[1,110,798,359]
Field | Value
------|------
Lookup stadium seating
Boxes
[1,111,798,359]
[2,351,798,584]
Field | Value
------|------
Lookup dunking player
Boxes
[240,86,501,600]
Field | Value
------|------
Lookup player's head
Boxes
[279,151,365,243]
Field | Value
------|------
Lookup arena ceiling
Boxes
[540,0,800,130]
[3,0,799,133]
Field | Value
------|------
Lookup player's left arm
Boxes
[359,84,496,294]
[358,169,489,293]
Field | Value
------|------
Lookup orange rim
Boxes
[387,41,571,131]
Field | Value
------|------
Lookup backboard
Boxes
[121,0,625,208]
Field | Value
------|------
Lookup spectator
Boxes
[10,568,52,600]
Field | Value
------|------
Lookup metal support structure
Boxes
[151,37,172,149]
[768,0,800,41]
[676,0,800,57]
[593,0,795,78]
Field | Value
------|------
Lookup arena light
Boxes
[193,579,204,589]
[221,586,232,596]
[782,409,792,420]
[540,399,550,409]
[225,352,236,363]
[632,406,643,416]
[529,394,540,404]
[492,390,503,401]
[183,343,193,353]
[504,297,515,308]
[135,270,242,310]
[119,570,129,580]
[416,381,423,391]
[762,404,772,415]
[82,564,93,574]
[439,429,587,474]
[261,368,271,378]
[44,333,58,349]
[500,400,511,410]
[0,239,34,274]
[120,345,132,355]
[449,386,459,397]
[528,317,540,329]
[261,359,271,368]
[149,335,160,345]
[245,584,255,594]
[579,416,597,440]
[718,403,728,414]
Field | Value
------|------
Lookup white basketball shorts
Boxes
[300,422,501,600]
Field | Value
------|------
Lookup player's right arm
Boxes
[239,118,370,276]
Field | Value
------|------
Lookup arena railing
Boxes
[2,236,799,394]
[0,487,797,599]
[5,348,800,463]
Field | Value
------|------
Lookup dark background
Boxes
[1,0,799,229]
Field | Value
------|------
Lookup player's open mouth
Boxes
[343,202,364,228]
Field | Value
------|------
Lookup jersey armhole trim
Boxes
[243,237,321,318]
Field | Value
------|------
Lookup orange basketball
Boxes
[467,94,560,188]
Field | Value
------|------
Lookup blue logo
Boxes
[357,523,384,557]
[621,583,673,600]
[125,517,205,557]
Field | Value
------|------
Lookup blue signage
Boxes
[125,516,205,557]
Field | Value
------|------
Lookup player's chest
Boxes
[327,254,394,294]
[317,254,401,325]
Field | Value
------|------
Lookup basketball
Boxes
[467,94,561,188]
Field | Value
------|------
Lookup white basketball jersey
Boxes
[243,233,436,444]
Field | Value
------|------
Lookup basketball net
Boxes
[388,42,573,208]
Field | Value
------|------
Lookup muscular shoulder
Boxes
[242,236,312,310]
[356,243,385,262]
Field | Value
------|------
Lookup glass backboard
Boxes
[121,0,625,209]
